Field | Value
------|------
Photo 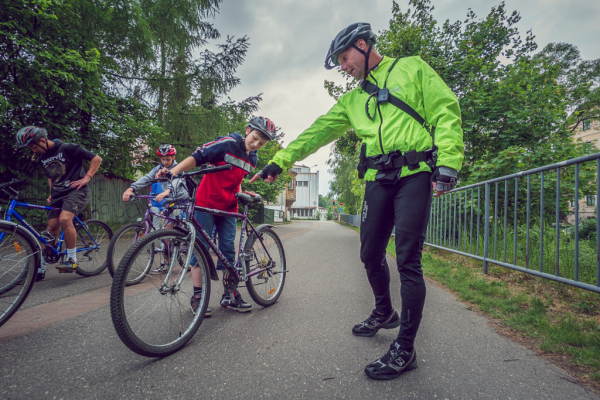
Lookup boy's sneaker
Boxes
[189,293,211,318]
[17,272,45,285]
[150,262,167,274]
[352,308,400,337]
[220,293,252,313]
[56,258,77,273]
[364,341,418,380]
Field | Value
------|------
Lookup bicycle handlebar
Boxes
[0,179,27,190]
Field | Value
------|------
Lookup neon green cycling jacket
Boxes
[270,55,464,181]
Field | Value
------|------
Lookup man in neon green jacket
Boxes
[251,22,464,380]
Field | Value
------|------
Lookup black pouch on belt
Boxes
[374,152,401,187]
[375,168,401,186]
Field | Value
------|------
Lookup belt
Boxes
[365,149,434,171]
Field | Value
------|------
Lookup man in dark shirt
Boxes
[15,126,102,279]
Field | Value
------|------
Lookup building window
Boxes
[582,120,591,131]
[297,181,308,187]
[570,200,575,207]
[293,168,302,173]
[288,180,294,190]
[587,196,595,206]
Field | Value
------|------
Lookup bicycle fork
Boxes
[160,221,196,294]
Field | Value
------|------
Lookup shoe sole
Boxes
[352,316,401,337]
[364,359,418,380]
[221,305,252,313]
[190,307,212,318]
[56,268,76,273]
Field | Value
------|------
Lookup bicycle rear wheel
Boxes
[75,219,113,277]
[0,223,38,327]
[244,226,286,307]
[107,222,152,282]
[110,229,211,357]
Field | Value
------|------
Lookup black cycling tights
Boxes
[359,171,432,350]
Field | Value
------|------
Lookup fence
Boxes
[427,152,600,294]
[340,213,361,227]
[10,173,148,229]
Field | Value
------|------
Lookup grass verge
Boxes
[335,220,600,390]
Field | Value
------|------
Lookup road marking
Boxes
[0,221,320,344]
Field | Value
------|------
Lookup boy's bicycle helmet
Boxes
[324,22,376,78]
[157,144,176,156]
[247,116,276,140]
[15,126,48,148]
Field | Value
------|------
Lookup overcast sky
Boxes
[209,0,600,196]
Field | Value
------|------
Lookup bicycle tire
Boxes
[0,223,39,327]
[110,229,211,357]
[244,226,286,307]
[75,219,113,277]
[106,222,151,280]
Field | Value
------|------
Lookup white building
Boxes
[290,164,319,219]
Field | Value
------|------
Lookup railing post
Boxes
[484,183,490,274]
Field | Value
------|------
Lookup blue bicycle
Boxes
[0,179,113,278]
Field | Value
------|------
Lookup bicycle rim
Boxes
[245,227,286,307]
[75,220,113,277]
[0,226,37,327]
[108,223,151,283]
[110,229,210,357]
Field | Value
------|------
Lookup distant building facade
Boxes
[569,119,600,223]
[290,164,319,219]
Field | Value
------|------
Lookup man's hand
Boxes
[242,190,257,197]
[122,188,135,202]
[47,195,52,204]
[249,163,283,184]
[70,175,91,190]
[432,166,458,197]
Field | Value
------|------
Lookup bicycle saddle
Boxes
[235,193,262,205]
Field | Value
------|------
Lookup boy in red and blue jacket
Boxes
[164,117,277,316]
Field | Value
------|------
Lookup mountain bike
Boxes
[110,165,287,357]
[0,180,112,280]
[0,219,41,327]
[106,195,188,284]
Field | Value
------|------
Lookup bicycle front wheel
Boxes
[0,224,38,327]
[244,226,286,307]
[110,229,211,357]
[75,219,113,277]
[106,222,151,282]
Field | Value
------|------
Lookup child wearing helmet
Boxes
[15,126,103,280]
[158,116,276,316]
[122,145,189,272]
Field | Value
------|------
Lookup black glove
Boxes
[257,163,283,180]
[432,166,458,192]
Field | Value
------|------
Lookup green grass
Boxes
[337,219,600,386]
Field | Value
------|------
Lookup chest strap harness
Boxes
[357,58,436,176]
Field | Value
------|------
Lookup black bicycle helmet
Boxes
[15,126,48,148]
[325,23,376,79]
[247,116,276,140]
[157,144,176,156]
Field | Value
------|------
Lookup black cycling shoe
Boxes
[190,293,211,318]
[352,308,400,337]
[220,292,252,313]
[364,341,418,380]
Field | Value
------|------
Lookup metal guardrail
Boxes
[427,152,600,294]
[340,213,361,227]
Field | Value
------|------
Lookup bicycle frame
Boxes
[1,190,99,259]
[186,202,275,282]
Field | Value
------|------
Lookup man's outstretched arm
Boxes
[250,101,351,183]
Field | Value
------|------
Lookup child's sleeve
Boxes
[191,137,231,166]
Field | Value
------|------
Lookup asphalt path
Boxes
[0,220,597,399]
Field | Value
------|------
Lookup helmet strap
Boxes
[351,41,373,79]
